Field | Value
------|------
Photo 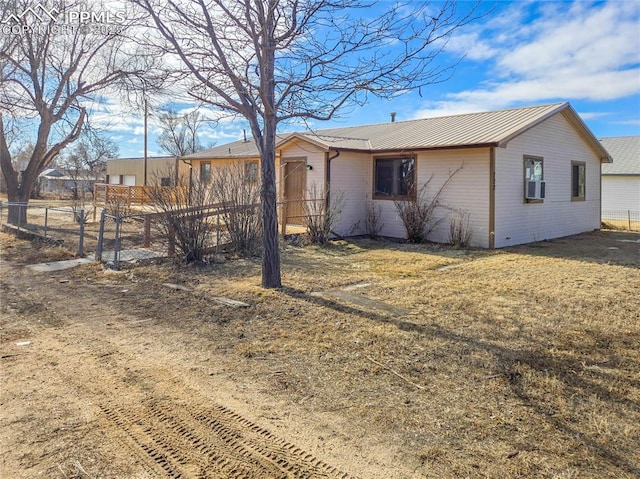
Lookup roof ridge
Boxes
[308,102,568,133]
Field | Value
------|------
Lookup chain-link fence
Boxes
[0,202,88,256]
[602,209,640,231]
[94,204,239,269]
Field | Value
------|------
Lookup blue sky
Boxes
[103,0,640,158]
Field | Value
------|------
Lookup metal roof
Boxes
[183,102,611,161]
[599,136,640,176]
[182,139,263,159]
[107,155,176,161]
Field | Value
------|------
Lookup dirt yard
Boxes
[1,230,639,478]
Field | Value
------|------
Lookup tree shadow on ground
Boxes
[281,285,640,477]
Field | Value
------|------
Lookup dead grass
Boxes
[602,220,640,232]
[2,229,639,478]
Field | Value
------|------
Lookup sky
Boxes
[94,0,640,158]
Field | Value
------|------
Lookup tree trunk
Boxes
[260,117,282,289]
[259,22,282,289]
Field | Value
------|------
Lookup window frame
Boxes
[571,161,586,201]
[523,155,544,204]
[372,155,416,201]
[199,161,211,183]
[244,160,259,184]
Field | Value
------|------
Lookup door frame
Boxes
[281,157,308,230]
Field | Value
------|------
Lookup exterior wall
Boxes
[331,148,491,246]
[366,149,490,246]
[601,176,640,213]
[278,139,326,198]
[106,158,187,185]
[494,113,602,248]
[330,152,371,236]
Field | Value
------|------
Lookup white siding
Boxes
[331,152,371,236]
[278,140,326,197]
[601,176,640,213]
[332,149,491,246]
[494,113,602,248]
[416,149,490,247]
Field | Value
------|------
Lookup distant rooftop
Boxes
[108,156,176,161]
[599,136,640,176]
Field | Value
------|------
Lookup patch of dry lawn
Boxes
[2,230,639,478]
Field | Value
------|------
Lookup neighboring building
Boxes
[105,156,190,186]
[598,136,640,221]
[183,102,611,248]
[39,168,103,196]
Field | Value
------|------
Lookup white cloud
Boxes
[414,0,640,118]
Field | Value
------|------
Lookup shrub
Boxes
[210,163,262,256]
[449,210,473,248]
[303,184,344,245]
[365,200,384,238]
[394,165,462,243]
[147,169,216,263]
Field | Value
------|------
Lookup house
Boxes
[105,156,190,186]
[598,136,639,223]
[182,102,612,248]
[38,168,102,196]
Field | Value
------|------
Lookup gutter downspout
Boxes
[326,149,340,211]
[489,147,496,249]
[181,157,193,205]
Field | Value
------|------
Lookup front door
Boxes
[283,160,306,226]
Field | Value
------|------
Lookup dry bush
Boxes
[148,169,217,263]
[395,165,462,243]
[449,209,473,248]
[303,185,344,245]
[210,163,262,256]
[365,200,384,238]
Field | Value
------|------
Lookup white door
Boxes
[123,175,136,186]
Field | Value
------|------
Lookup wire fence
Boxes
[602,209,640,231]
[94,204,238,269]
[1,198,327,269]
[0,202,88,256]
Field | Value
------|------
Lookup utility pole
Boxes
[143,98,148,186]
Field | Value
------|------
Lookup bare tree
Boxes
[133,0,482,287]
[157,108,208,157]
[210,162,262,256]
[0,0,150,224]
[58,130,119,199]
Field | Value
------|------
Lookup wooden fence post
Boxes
[167,223,175,257]
[281,201,287,235]
[143,215,151,247]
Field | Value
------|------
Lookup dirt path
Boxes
[0,261,387,478]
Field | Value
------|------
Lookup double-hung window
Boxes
[374,156,415,199]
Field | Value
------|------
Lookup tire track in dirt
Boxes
[2,265,354,479]
[99,399,352,479]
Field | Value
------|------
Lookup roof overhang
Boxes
[276,133,331,151]
[495,102,613,163]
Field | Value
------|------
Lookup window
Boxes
[374,156,415,199]
[200,161,211,183]
[244,161,259,183]
[571,161,586,200]
[524,156,543,182]
[524,156,544,202]
[160,177,171,187]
